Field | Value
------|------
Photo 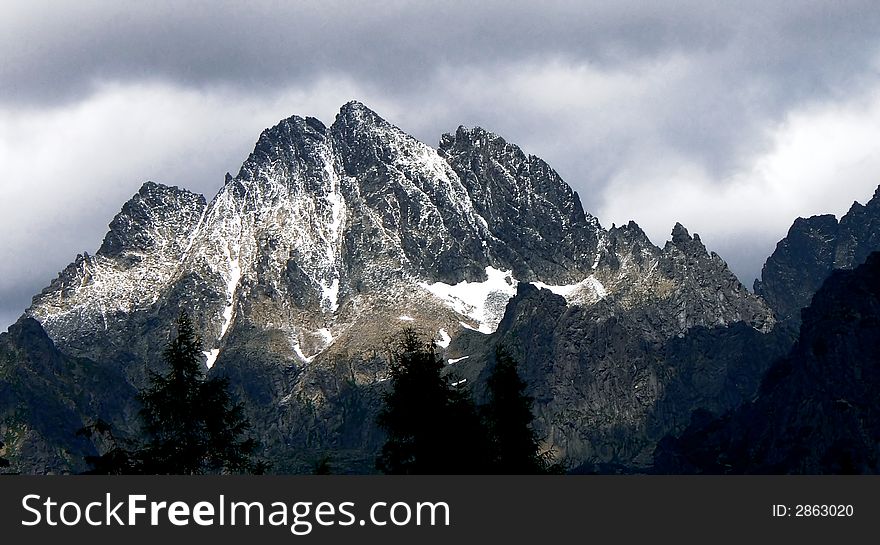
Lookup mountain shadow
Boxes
[654,252,880,474]
[0,317,137,473]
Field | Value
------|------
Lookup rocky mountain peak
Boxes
[439,126,599,282]
[331,100,392,141]
[337,99,375,119]
[755,185,880,326]
[5,316,56,355]
[236,114,330,185]
[438,124,582,212]
[97,181,206,261]
[609,220,650,240]
[659,223,709,264]
[439,126,519,160]
[670,222,690,243]
[603,221,656,272]
[28,181,208,351]
[27,102,778,350]
[655,251,880,474]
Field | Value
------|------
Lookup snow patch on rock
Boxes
[291,337,315,363]
[533,274,608,303]
[421,266,518,333]
[220,243,241,339]
[436,328,451,348]
[203,349,220,369]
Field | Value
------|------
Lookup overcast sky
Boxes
[3,1,880,331]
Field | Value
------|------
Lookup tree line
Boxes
[376,328,561,474]
[78,315,557,474]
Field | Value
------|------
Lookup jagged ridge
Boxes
[755,186,880,325]
[18,101,776,472]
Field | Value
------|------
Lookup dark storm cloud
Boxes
[7,0,878,183]
[1,1,719,104]
[4,1,877,106]
[5,1,880,179]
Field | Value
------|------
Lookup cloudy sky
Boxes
[3,1,880,330]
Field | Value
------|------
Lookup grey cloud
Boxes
[3,1,880,331]
[1,1,717,103]
[6,1,880,185]
[6,1,877,106]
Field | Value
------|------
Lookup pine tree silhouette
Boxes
[482,347,548,473]
[376,328,489,474]
[138,311,258,474]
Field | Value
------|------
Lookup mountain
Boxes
[654,251,880,473]
[755,186,880,327]
[1,101,803,473]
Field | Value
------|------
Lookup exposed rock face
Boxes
[451,220,781,468]
[10,101,778,472]
[439,126,600,282]
[655,252,880,474]
[755,186,880,326]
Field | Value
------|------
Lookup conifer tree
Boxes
[138,311,257,474]
[483,347,552,473]
[376,328,489,474]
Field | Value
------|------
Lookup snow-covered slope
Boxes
[29,182,207,349]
